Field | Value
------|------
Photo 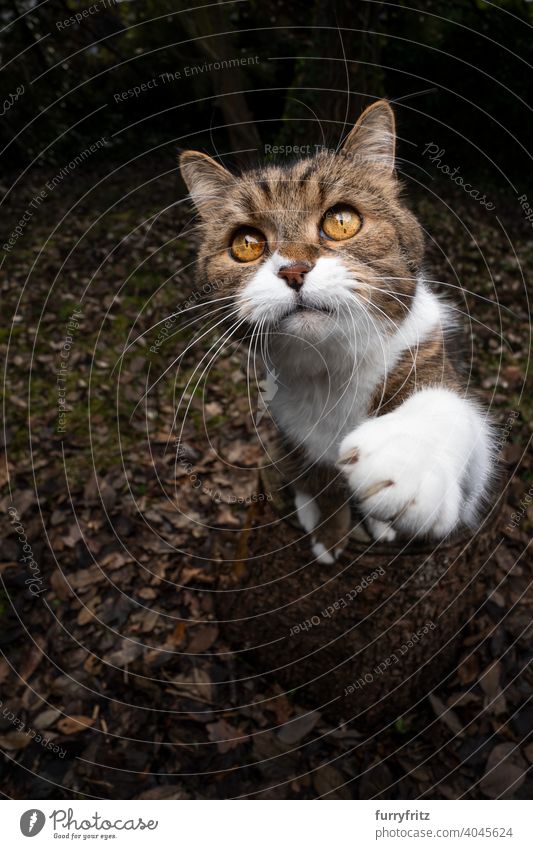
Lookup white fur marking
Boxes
[366,517,397,542]
[295,490,320,533]
[311,540,335,564]
[339,387,493,538]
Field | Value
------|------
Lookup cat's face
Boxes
[180,101,424,357]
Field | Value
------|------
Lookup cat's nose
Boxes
[277,262,312,291]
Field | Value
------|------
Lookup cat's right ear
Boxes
[179,151,233,214]
[340,100,396,171]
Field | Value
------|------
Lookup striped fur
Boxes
[180,101,494,560]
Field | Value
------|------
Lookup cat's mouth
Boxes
[289,299,333,316]
[295,304,331,313]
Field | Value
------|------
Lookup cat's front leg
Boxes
[338,388,493,541]
[294,489,351,564]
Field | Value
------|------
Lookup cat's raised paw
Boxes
[338,418,462,540]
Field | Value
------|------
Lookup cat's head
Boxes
[179,101,424,355]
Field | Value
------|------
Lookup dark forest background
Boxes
[1,0,532,184]
[1,0,532,802]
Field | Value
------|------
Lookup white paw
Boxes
[311,539,335,564]
[338,416,462,539]
[295,490,320,533]
[366,517,397,542]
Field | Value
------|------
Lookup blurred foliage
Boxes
[0,0,531,179]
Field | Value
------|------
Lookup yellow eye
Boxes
[230,227,266,262]
[321,204,362,240]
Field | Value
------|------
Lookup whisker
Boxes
[167,315,250,456]
[129,306,244,420]
[374,275,520,319]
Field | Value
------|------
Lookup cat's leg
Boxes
[311,495,351,564]
[294,489,320,533]
[338,388,493,540]
[294,488,351,564]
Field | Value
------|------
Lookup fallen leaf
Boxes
[481,743,526,799]
[139,610,159,633]
[56,715,95,735]
[314,764,351,798]
[206,719,247,753]
[277,710,320,744]
[50,569,73,601]
[34,709,61,730]
[187,625,219,653]
[62,523,83,548]
[99,551,134,570]
[0,731,32,750]
[523,743,533,765]
[69,565,102,591]
[429,693,464,737]
[167,621,187,646]
[479,660,507,716]
[457,653,479,685]
[0,658,10,684]
[105,640,143,667]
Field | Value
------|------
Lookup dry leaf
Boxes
[69,565,102,591]
[34,709,61,730]
[216,504,240,527]
[56,715,95,735]
[62,523,83,548]
[457,653,479,685]
[19,637,46,682]
[99,551,134,571]
[0,658,10,685]
[50,569,73,601]
[187,625,219,653]
[479,660,501,696]
[172,667,213,703]
[167,621,187,646]
[429,693,464,737]
[139,610,160,633]
[314,765,351,798]
[523,743,533,765]
[277,711,320,744]
[266,694,293,725]
[481,743,526,799]
[0,731,32,750]
[207,719,247,753]
[105,640,143,667]
[479,660,507,716]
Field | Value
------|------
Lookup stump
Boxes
[216,469,503,728]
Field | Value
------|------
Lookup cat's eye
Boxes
[230,227,266,262]
[321,204,362,241]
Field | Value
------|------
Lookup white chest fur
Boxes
[267,282,445,466]
[268,356,378,465]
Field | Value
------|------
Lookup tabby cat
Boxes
[179,100,493,562]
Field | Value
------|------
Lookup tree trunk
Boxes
[180,1,262,161]
[216,466,502,729]
[277,1,385,148]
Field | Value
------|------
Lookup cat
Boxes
[179,100,494,563]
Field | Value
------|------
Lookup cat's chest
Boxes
[269,367,377,466]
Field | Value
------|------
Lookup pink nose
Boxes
[277,262,313,291]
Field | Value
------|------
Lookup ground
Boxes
[0,157,531,799]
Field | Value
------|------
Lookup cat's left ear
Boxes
[340,100,396,171]
[179,150,234,213]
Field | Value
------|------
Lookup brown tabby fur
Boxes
[180,102,462,552]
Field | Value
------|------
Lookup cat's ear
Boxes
[179,151,233,212]
[340,100,396,171]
